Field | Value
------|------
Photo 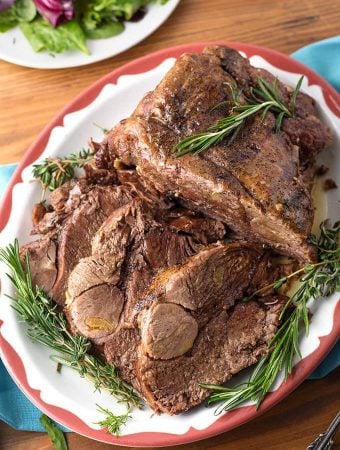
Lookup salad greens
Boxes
[13,0,36,21]
[40,415,68,450]
[20,17,89,54]
[0,0,36,32]
[0,0,168,55]
[0,8,18,32]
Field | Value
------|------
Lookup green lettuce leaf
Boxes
[20,18,90,54]
[0,8,18,32]
[85,20,124,39]
[77,0,146,23]
[14,0,36,22]
[0,0,36,32]
[40,414,68,450]
[76,0,159,39]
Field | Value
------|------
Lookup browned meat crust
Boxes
[95,46,330,262]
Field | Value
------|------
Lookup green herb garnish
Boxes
[173,76,304,157]
[95,404,132,436]
[0,240,142,408]
[40,414,68,450]
[32,148,94,197]
[200,221,339,414]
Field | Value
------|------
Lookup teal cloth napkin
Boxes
[0,37,339,432]
[291,36,340,92]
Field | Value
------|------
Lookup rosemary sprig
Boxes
[0,240,142,408]
[93,123,109,134]
[32,148,94,197]
[200,221,339,415]
[173,76,303,156]
[95,404,131,436]
[242,260,336,302]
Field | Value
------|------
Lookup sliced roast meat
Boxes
[67,256,120,300]
[95,45,330,261]
[104,240,284,410]
[163,208,227,244]
[135,241,263,326]
[136,296,286,414]
[67,285,124,342]
[139,302,199,360]
[52,184,137,305]
[23,183,136,305]
[122,227,200,325]
[104,327,141,390]
[21,238,57,292]
[67,202,135,300]
[66,198,205,343]
[20,44,325,416]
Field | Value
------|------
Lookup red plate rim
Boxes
[0,41,339,447]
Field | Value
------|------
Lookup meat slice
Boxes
[66,198,204,343]
[20,238,57,292]
[67,285,124,341]
[137,242,263,359]
[52,185,137,305]
[136,296,285,414]
[135,241,263,326]
[96,45,331,261]
[104,327,141,391]
[140,302,199,360]
[23,182,136,305]
[162,207,227,244]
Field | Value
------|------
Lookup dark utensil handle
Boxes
[307,412,340,450]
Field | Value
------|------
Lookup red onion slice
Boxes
[33,0,74,27]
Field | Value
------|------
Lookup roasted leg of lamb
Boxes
[96,45,330,262]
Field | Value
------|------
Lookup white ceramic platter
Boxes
[0,43,339,446]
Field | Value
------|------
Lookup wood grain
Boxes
[0,0,339,448]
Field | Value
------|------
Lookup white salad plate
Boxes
[0,0,180,69]
[0,42,339,446]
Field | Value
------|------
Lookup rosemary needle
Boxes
[200,221,339,415]
[173,76,304,156]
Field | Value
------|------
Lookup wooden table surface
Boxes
[0,0,339,449]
